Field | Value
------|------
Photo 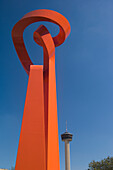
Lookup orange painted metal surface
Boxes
[12,9,70,170]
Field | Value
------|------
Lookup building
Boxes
[61,129,73,170]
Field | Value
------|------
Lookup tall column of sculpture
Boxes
[12,9,70,170]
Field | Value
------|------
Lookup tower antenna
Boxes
[66,120,67,132]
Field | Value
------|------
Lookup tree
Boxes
[10,167,15,170]
[88,156,113,170]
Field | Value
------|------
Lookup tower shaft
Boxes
[65,141,71,170]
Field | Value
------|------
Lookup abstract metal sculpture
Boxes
[12,9,70,170]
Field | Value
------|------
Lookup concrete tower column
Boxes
[65,141,70,170]
[61,130,73,170]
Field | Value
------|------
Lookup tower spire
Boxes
[66,120,67,132]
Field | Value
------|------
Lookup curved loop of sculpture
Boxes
[33,24,55,71]
[12,9,71,170]
[12,9,71,74]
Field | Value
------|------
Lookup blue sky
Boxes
[0,0,113,169]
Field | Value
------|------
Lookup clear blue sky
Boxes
[0,0,113,169]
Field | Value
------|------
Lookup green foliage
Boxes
[10,167,15,170]
[88,156,113,170]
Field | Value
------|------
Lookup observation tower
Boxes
[61,124,73,170]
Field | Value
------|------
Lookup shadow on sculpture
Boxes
[12,9,71,170]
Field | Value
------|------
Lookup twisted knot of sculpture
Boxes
[12,9,70,74]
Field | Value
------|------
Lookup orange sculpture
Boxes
[12,9,70,170]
